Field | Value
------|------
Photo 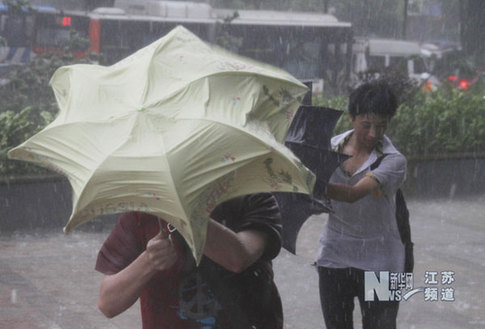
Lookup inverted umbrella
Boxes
[274,105,350,254]
[8,26,315,263]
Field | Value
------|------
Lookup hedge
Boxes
[317,84,485,159]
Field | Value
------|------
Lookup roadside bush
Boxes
[316,84,485,159]
[0,32,97,177]
[0,107,53,175]
[389,87,485,158]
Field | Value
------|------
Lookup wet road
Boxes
[1,195,484,329]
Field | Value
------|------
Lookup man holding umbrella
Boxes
[95,193,283,329]
[6,26,313,329]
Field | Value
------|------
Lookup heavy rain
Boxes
[1,0,485,329]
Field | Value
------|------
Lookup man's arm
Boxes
[204,218,268,273]
[97,231,177,318]
[326,175,380,203]
[97,219,269,317]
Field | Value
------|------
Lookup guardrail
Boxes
[404,153,485,199]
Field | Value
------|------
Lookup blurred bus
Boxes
[30,8,90,57]
[0,3,90,67]
[27,1,353,93]
[212,7,353,94]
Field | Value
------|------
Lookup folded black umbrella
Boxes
[275,105,350,254]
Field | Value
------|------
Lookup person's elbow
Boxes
[97,287,125,319]
[98,301,115,318]
[225,243,265,273]
[98,297,119,318]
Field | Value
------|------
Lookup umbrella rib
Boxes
[160,137,192,222]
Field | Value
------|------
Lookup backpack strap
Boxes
[395,189,412,245]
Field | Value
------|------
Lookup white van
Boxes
[352,38,438,89]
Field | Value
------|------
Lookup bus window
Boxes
[411,56,427,74]
[3,13,32,47]
[97,19,213,64]
[280,32,323,80]
[32,12,90,55]
[228,25,275,63]
[367,55,386,71]
[36,27,70,48]
[0,7,34,65]
[1,13,7,38]
[217,23,348,89]
[99,20,149,63]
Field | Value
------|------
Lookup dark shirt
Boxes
[96,193,283,329]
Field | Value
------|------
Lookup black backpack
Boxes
[371,155,414,273]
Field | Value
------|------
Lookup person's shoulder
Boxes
[382,136,407,160]
[379,152,406,173]
[386,151,406,163]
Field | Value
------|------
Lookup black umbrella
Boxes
[275,105,349,254]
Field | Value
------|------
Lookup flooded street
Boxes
[1,195,484,329]
[278,194,485,329]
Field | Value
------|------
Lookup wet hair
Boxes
[348,80,398,119]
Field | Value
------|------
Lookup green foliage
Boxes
[318,85,485,159]
[0,107,53,175]
[0,30,96,117]
[388,87,485,158]
[0,32,98,177]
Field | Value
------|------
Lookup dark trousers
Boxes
[318,266,399,329]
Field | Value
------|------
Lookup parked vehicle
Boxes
[352,38,439,90]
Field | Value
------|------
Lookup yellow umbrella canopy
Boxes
[8,26,315,263]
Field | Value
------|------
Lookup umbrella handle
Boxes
[157,217,172,242]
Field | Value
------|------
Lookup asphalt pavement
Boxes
[1,194,484,329]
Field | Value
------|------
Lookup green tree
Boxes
[0,32,98,176]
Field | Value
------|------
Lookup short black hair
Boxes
[348,80,398,119]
